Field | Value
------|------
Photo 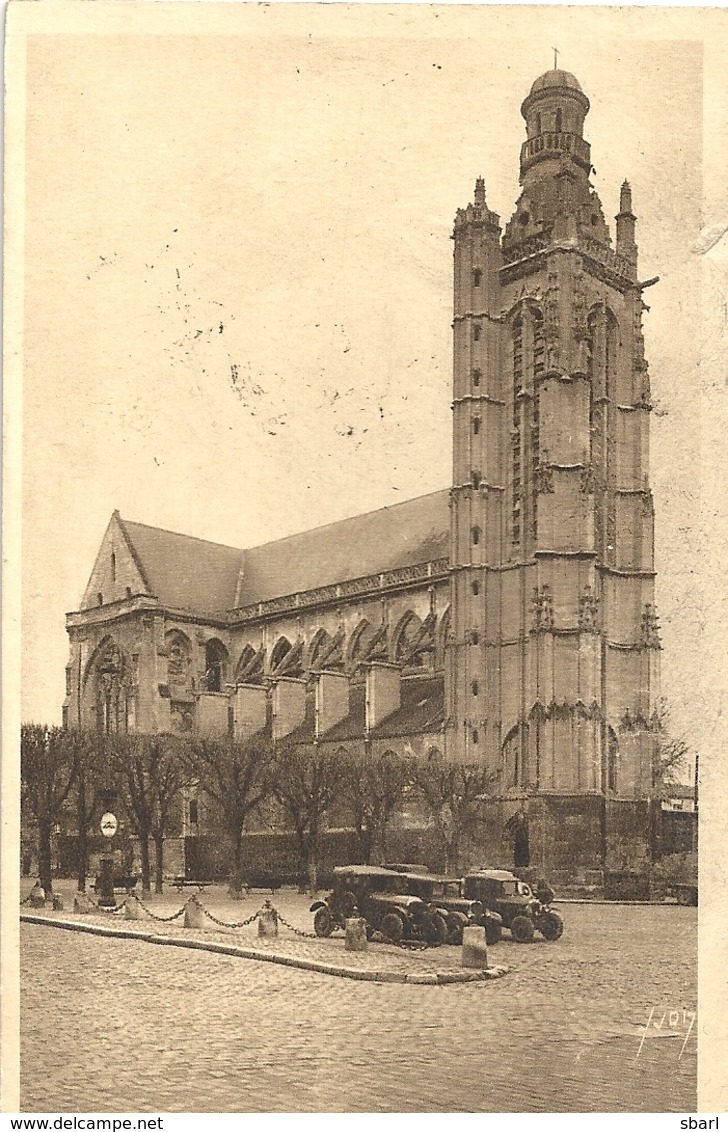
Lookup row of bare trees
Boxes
[20,725,494,896]
[21,703,689,896]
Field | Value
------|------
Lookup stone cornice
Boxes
[597,565,656,578]
[228,557,450,627]
[452,312,504,325]
[452,394,507,407]
[66,596,229,632]
[499,239,636,292]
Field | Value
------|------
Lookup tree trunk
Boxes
[372,815,388,865]
[357,823,374,864]
[38,820,53,895]
[294,828,308,893]
[307,854,319,896]
[139,830,152,894]
[77,776,88,892]
[229,830,245,898]
[154,833,164,894]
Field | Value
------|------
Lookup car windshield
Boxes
[501,881,519,895]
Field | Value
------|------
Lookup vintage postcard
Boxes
[3,1,727,1116]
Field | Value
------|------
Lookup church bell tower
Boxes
[447,69,661,875]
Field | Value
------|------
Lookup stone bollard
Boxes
[183,896,206,930]
[344,916,368,953]
[125,895,141,920]
[74,892,93,915]
[257,903,278,938]
[461,925,489,970]
[52,894,64,912]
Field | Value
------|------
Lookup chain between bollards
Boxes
[195,897,270,930]
[133,895,188,923]
[274,908,319,939]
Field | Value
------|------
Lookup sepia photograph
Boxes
[3,1,727,1117]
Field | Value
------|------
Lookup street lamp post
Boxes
[98,811,118,907]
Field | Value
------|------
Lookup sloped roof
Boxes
[114,489,450,617]
[292,675,444,745]
[236,489,449,607]
[371,675,444,739]
[119,518,244,618]
[317,684,367,744]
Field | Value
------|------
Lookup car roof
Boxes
[333,865,398,878]
[383,863,431,874]
[467,869,519,881]
[394,871,461,884]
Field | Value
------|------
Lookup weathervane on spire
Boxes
[552,47,559,69]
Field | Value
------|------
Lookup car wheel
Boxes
[381,912,406,943]
[313,907,334,938]
[425,913,448,945]
[539,911,564,941]
[485,919,502,946]
[510,915,535,943]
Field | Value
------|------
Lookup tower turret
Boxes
[616,179,638,267]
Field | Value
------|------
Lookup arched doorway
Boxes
[505,805,530,869]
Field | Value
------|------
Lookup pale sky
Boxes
[15,4,726,762]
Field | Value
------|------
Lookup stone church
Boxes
[65,68,662,876]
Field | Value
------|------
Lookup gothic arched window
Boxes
[92,638,132,734]
[204,638,228,693]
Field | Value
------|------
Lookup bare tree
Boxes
[148,735,189,893]
[183,733,271,897]
[268,743,349,894]
[21,724,78,895]
[108,732,188,894]
[109,733,155,895]
[343,749,413,864]
[652,698,691,790]
[66,729,113,893]
[414,756,494,874]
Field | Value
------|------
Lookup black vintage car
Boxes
[310,864,449,944]
[463,869,564,943]
[383,864,503,945]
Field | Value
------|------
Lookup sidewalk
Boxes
[20,883,509,986]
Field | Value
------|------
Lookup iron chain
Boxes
[274,910,319,939]
[135,898,187,923]
[197,901,269,930]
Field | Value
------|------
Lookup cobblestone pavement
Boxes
[20,886,697,1113]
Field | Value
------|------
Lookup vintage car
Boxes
[383,864,503,945]
[462,869,564,943]
[310,864,449,944]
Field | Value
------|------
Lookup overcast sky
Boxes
[15,4,727,759]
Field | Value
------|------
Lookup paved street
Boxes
[20,894,696,1112]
